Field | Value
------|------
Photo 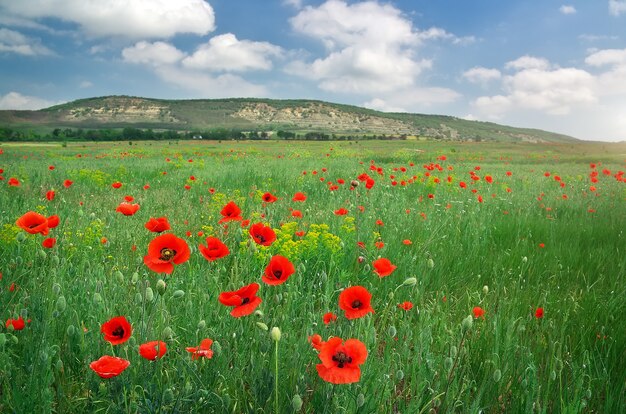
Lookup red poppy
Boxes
[535,307,544,319]
[112,181,122,189]
[218,283,262,317]
[374,241,384,249]
[263,255,295,285]
[144,233,190,274]
[323,312,337,325]
[5,316,25,330]
[100,316,132,345]
[262,192,278,203]
[473,306,485,319]
[316,337,368,384]
[139,341,167,360]
[334,208,348,216]
[15,211,51,235]
[398,301,413,311]
[124,195,134,202]
[42,237,56,249]
[198,237,230,262]
[339,286,374,320]
[309,334,325,351]
[365,178,375,189]
[8,177,20,187]
[116,202,140,216]
[249,223,276,246]
[89,356,130,378]
[143,184,150,190]
[372,258,396,278]
[63,179,73,188]
[292,192,307,202]
[402,239,412,245]
[46,190,55,201]
[186,338,214,360]
[219,201,243,223]
[144,217,171,233]
[295,230,305,237]
[291,210,303,218]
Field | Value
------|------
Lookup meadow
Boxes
[0,139,624,413]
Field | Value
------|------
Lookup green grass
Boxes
[0,140,624,413]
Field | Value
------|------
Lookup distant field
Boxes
[1,140,624,413]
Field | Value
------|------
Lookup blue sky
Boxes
[1,0,625,141]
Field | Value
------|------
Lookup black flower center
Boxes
[332,351,352,368]
[352,300,362,309]
[160,248,176,261]
[257,234,266,243]
[241,297,250,305]
[273,269,282,279]
[112,326,125,338]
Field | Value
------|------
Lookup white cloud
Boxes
[283,0,303,9]
[585,48,626,66]
[0,91,58,110]
[505,55,551,71]
[79,81,94,89]
[0,28,54,56]
[0,0,215,39]
[585,48,626,96]
[609,0,626,16]
[182,34,283,72]
[559,5,577,14]
[287,0,464,103]
[462,67,501,83]
[122,41,186,66]
[363,87,460,112]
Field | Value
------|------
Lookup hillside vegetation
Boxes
[0,95,579,142]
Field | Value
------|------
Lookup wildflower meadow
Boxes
[0,140,624,413]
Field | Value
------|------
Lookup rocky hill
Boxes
[0,96,579,142]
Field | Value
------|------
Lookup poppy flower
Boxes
[316,337,368,384]
[198,237,230,262]
[5,316,25,330]
[262,192,277,203]
[116,202,140,216]
[339,286,374,320]
[218,283,262,317]
[334,208,348,216]
[473,306,485,319]
[291,210,303,218]
[535,307,544,319]
[16,211,51,235]
[89,356,130,378]
[101,316,132,345]
[292,192,307,202]
[111,181,122,189]
[144,217,171,233]
[402,239,412,245]
[372,258,396,278]
[186,338,214,360]
[263,255,295,285]
[249,223,276,246]
[63,179,73,188]
[46,190,55,201]
[144,233,190,274]
[124,195,134,202]
[139,341,167,360]
[219,201,243,223]
[323,312,337,325]
[309,334,325,351]
[398,301,413,311]
[365,178,375,189]
[42,237,56,249]
[8,177,20,186]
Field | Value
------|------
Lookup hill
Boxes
[0,95,579,142]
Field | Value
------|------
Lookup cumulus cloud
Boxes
[283,0,303,9]
[585,48,626,66]
[462,67,502,84]
[122,41,187,66]
[505,55,551,71]
[0,0,215,39]
[286,0,465,106]
[182,34,283,72]
[559,5,577,14]
[0,28,54,56]
[0,91,58,110]
[609,0,626,16]
[363,87,460,112]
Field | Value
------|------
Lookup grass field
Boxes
[1,140,625,413]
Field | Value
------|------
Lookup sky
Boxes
[1,0,625,142]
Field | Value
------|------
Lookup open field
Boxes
[1,140,625,413]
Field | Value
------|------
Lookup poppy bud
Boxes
[461,315,473,333]
[356,393,365,408]
[197,320,206,330]
[270,327,281,342]
[114,270,124,284]
[388,325,397,337]
[396,370,404,381]
[93,293,103,305]
[450,345,457,358]
[550,370,557,381]
[256,322,269,331]
[145,287,154,302]
[402,277,417,287]
[52,283,62,295]
[66,325,76,337]
[51,255,60,266]
[351,180,359,187]
[254,310,264,317]
[173,290,185,299]
[427,258,435,269]
[156,279,167,295]
[522,256,528,263]
[292,395,303,412]
[56,296,67,313]
[212,341,222,356]
[163,389,174,404]
[0,333,6,347]
[16,232,26,243]
[493,369,502,383]
[11,335,18,345]
[483,285,489,295]
[444,356,454,371]
[135,292,143,304]
[131,272,139,284]
[162,327,174,340]
[37,249,47,261]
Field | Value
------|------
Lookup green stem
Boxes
[274,340,279,414]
